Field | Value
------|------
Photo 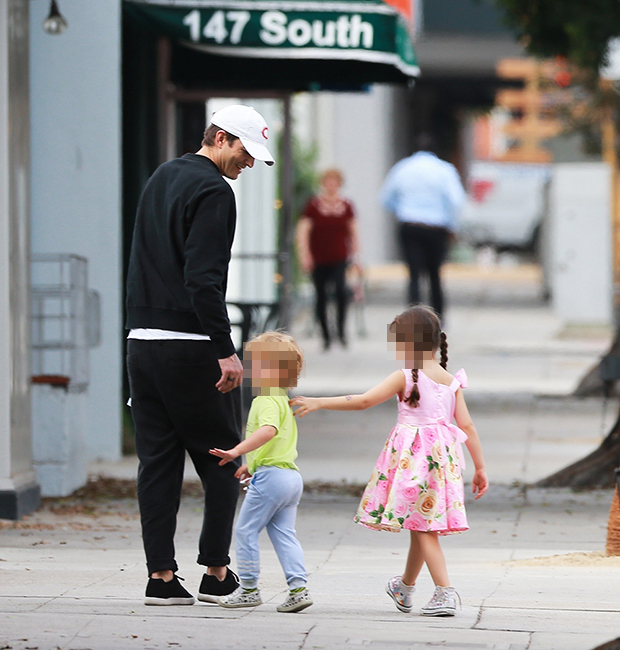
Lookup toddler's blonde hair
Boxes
[244,331,303,388]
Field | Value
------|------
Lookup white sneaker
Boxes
[217,586,262,608]
[420,586,459,616]
[277,588,313,613]
[386,576,415,613]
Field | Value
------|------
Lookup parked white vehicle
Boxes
[460,161,551,249]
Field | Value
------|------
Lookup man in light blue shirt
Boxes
[381,135,465,319]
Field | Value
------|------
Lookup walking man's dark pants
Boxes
[127,339,242,575]
[400,222,449,319]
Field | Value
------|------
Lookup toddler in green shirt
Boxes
[209,331,312,613]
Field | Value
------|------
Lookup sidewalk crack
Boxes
[59,614,94,650]
[299,623,316,649]
[473,490,526,630]
[520,397,537,482]
[308,524,347,576]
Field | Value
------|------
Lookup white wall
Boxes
[549,162,613,325]
[29,0,122,460]
[297,86,399,265]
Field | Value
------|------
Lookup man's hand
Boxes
[216,353,243,393]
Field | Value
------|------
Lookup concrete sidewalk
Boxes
[2,262,620,650]
[1,486,618,649]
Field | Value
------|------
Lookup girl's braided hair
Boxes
[388,305,447,408]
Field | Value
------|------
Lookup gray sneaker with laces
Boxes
[386,576,415,613]
[217,586,262,608]
[277,587,313,613]
[420,586,459,616]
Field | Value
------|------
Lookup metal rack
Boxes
[31,254,100,392]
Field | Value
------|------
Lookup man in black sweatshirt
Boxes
[126,105,275,605]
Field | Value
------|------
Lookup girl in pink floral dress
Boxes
[291,306,488,617]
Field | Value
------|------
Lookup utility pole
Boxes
[600,78,620,326]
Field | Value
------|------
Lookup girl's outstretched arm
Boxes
[290,370,405,417]
[454,389,488,499]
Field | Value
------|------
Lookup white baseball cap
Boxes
[210,105,275,166]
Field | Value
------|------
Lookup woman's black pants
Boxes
[312,261,348,345]
[127,339,242,576]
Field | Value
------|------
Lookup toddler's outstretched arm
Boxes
[454,390,488,499]
[209,425,276,466]
[290,371,405,417]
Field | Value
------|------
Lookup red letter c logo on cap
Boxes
[262,127,269,140]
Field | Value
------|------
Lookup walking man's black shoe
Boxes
[144,574,195,605]
[197,568,240,603]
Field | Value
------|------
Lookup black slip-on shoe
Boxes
[144,574,195,606]
[197,568,240,603]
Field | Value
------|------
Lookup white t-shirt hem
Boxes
[127,328,211,341]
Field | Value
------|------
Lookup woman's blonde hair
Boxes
[320,168,344,186]
[244,331,304,388]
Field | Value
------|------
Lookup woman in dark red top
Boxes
[296,169,360,350]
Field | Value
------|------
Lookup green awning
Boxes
[124,0,419,88]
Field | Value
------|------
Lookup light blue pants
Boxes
[235,465,307,590]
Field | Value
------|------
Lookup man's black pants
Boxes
[399,222,449,319]
[127,339,242,576]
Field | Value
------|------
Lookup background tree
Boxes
[493,0,620,488]
[493,0,620,71]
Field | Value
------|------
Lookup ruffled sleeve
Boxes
[449,368,467,392]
